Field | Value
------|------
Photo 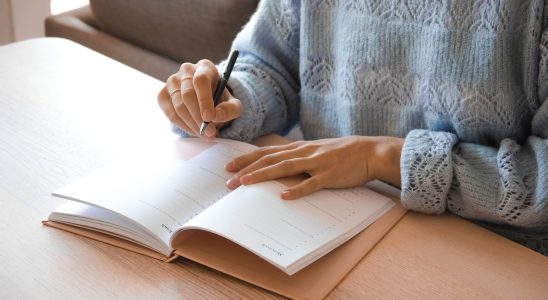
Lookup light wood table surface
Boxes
[1,38,547,299]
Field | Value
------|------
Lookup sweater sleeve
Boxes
[214,0,301,142]
[400,31,548,232]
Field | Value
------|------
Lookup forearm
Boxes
[370,136,404,188]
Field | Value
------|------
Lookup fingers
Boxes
[158,66,201,136]
[178,64,203,129]
[226,142,303,172]
[222,137,380,200]
[282,175,326,200]
[213,91,243,123]
[223,140,336,200]
[157,85,196,135]
[194,59,219,122]
[158,60,224,137]
[171,92,201,135]
[239,158,313,185]
[226,145,308,190]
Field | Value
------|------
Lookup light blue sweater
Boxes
[177,0,548,254]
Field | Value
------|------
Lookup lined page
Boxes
[180,181,394,274]
[52,138,258,248]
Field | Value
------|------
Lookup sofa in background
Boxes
[46,0,304,140]
[45,0,259,81]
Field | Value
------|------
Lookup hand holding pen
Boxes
[200,50,239,135]
[158,50,241,138]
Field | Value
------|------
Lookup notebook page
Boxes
[180,181,394,275]
[49,201,171,255]
[52,138,258,249]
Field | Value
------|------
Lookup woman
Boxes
[158,0,547,254]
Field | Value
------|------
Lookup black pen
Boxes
[200,49,239,135]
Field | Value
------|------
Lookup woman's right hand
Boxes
[157,59,242,138]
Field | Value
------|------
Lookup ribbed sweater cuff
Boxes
[401,129,458,214]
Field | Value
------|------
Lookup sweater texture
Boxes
[175,0,548,254]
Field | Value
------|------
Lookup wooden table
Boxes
[1,38,547,299]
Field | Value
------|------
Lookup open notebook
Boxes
[44,136,406,299]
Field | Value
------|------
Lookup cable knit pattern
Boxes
[172,0,548,254]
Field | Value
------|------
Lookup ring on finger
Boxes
[169,89,181,97]
[180,76,194,91]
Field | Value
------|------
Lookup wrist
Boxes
[371,136,403,188]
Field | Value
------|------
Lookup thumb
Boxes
[213,95,242,123]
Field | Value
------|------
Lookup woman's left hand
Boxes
[225,136,404,199]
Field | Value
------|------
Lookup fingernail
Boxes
[281,190,291,200]
[225,161,234,171]
[203,109,213,121]
[214,108,225,121]
[205,124,216,137]
[226,177,239,189]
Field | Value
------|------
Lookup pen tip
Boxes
[199,122,208,135]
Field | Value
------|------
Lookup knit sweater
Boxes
[176,0,548,254]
